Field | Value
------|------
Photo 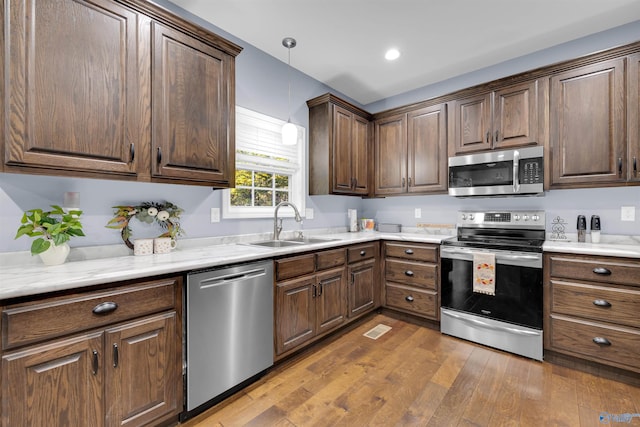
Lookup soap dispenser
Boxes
[577,215,586,243]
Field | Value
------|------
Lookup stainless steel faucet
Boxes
[273,201,302,240]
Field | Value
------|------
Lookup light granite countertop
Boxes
[0,230,451,301]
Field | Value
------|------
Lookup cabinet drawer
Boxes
[316,248,346,271]
[385,283,437,318]
[548,255,640,286]
[2,278,178,350]
[384,243,437,263]
[276,254,315,281]
[551,280,640,328]
[385,259,437,290]
[550,315,640,370]
[348,243,377,263]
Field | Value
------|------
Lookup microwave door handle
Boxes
[513,150,520,192]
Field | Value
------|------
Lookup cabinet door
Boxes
[348,258,377,318]
[152,22,235,186]
[629,53,640,182]
[451,93,492,154]
[5,0,140,176]
[352,115,370,194]
[493,80,538,149]
[105,312,180,427]
[2,332,103,427]
[275,276,316,355]
[550,58,626,187]
[375,113,407,195]
[407,104,447,193]
[316,267,347,335]
[332,106,356,193]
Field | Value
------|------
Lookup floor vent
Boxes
[363,324,392,340]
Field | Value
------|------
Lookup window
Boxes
[223,107,306,219]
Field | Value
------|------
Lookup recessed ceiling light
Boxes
[385,48,400,61]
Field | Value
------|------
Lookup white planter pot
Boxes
[38,242,70,266]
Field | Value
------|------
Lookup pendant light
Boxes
[281,37,297,145]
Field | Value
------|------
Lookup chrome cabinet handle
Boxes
[593,299,612,308]
[634,157,638,176]
[405,295,414,302]
[593,267,612,275]
[92,302,118,315]
[130,143,135,163]
[402,178,406,188]
[404,270,414,277]
[157,147,162,164]
[404,249,414,255]
[92,350,99,375]
[486,131,490,144]
[495,130,499,143]
[360,250,366,256]
[618,158,623,177]
[592,337,611,346]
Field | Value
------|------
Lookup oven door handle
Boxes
[442,310,541,337]
[513,150,520,193]
[440,246,542,267]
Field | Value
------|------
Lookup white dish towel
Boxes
[473,252,496,296]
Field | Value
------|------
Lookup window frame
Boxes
[222,107,306,219]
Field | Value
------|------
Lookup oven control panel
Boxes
[458,210,545,229]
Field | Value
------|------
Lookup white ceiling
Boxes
[168,0,640,105]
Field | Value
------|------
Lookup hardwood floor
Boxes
[183,313,640,427]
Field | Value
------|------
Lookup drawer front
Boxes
[385,259,437,290]
[3,278,178,350]
[276,254,315,281]
[548,255,640,286]
[316,248,346,271]
[550,315,640,370]
[551,280,640,328]
[348,243,377,263]
[385,283,437,318]
[384,243,437,263]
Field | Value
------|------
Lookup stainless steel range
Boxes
[440,210,545,361]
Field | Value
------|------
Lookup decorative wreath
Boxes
[106,201,185,250]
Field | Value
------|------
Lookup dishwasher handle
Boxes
[196,267,268,289]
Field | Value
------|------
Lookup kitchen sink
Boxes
[246,237,339,248]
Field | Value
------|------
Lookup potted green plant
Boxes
[14,205,85,265]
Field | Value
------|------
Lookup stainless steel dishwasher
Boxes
[186,260,274,412]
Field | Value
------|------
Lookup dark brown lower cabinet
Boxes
[275,244,380,359]
[1,277,183,427]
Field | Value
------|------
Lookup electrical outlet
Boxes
[210,208,220,223]
[621,206,636,221]
[305,208,314,220]
[414,208,422,219]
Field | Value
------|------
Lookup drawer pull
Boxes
[92,302,118,315]
[91,350,99,375]
[405,249,414,255]
[593,299,612,308]
[592,267,612,276]
[405,295,414,302]
[360,250,366,256]
[592,337,612,346]
[404,270,414,277]
[113,344,119,368]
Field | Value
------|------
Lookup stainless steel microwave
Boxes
[448,146,544,197]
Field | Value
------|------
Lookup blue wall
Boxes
[1,5,639,253]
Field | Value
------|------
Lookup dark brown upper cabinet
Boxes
[449,79,540,156]
[4,0,141,177]
[2,0,241,187]
[374,103,447,196]
[549,58,626,188]
[308,94,372,196]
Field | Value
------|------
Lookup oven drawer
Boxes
[549,315,640,371]
[548,255,640,287]
[551,280,640,328]
[385,259,437,290]
[385,283,437,318]
[384,243,437,263]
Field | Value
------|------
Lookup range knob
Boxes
[532,214,540,221]
[461,214,467,221]
[468,214,475,220]
[523,215,529,221]
[513,214,520,221]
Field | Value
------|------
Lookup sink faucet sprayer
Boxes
[273,202,303,240]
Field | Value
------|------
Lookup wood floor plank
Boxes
[184,314,640,427]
